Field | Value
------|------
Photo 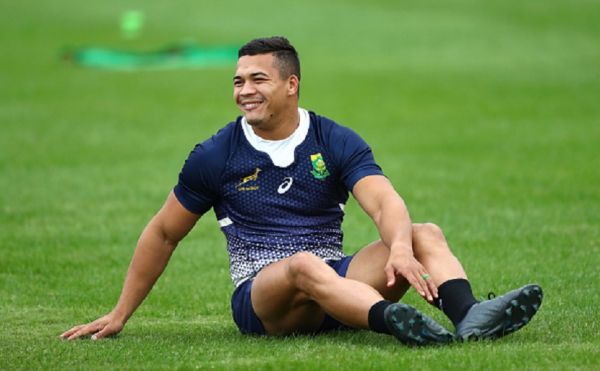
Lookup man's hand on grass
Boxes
[60,313,124,341]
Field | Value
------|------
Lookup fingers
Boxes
[425,275,438,299]
[60,322,104,341]
[385,257,438,302]
[420,276,434,302]
[92,323,120,340]
[405,265,434,302]
[384,265,396,287]
[416,271,435,302]
[67,323,99,341]
[60,325,85,340]
[407,272,431,301]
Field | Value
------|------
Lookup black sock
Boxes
[433,279,478,326]
[368,300,392,334]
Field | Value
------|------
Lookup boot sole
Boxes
[385,303,455,346]
[460,284,543,341]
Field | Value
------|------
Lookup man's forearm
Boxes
[374,193,413,256]
[60,192,199,341]
[110,221,178,324]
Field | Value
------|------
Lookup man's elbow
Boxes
[145,217,184,252]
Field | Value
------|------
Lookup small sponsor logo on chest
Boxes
[277,177,293,194]
[237,167,261,191]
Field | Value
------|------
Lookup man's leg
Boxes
[345,223,470,304]
[410,223,480,324]
[346,222,542,340]
[344,223,475,332]
[409,223,544,340]
[251,252,384,335]
[250,251,454,345]
[411,223,468,286]
[250,223,464,336]
[345,240,410,302]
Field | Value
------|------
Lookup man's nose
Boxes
[239,82,257,96]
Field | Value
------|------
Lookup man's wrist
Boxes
[110,308,129,324]
[389,243,413,256]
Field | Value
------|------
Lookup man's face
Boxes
[233,53,294,127]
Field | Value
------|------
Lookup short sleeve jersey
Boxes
[174,111,384,286]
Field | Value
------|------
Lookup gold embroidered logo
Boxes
[237,167,261,191]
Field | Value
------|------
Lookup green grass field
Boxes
[1,0,599,369]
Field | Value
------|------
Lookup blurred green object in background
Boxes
[120,10,144,39]
[62,43,239,70]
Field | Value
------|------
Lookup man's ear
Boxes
[287,75,299,96]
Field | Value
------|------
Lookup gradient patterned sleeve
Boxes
[326,120,384,191]
[173,125,233,215]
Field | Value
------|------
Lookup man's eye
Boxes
[234,81,243,87]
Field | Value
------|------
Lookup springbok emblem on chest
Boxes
[237,167,261,190]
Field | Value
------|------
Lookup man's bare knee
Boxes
[413,222,444,240]
[287,252,326,281]
[287,252,334,296]
[413,222,452,257]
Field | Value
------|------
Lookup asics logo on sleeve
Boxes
[277,177,294,194]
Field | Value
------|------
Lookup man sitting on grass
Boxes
[61,36,543,345]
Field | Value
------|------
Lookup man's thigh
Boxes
[346,240,410,301]
[250,255,328,335]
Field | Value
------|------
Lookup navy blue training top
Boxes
[174,111,384,286]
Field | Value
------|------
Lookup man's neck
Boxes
[250,107,300,141]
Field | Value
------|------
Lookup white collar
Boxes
[241,108,310,167]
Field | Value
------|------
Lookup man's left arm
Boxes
[352,175,437,302]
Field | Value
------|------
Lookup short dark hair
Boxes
[238,36,301,81]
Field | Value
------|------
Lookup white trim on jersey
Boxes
[218,217,233,227]
[241,107,310,168]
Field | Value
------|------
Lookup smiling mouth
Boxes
[240,100,264,111]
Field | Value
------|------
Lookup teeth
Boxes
[242,102,262,110]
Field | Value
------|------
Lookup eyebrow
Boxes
[233,72,270,81]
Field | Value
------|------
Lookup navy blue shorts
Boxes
[231,256,354,335]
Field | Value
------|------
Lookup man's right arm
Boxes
[60,191,200,341]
